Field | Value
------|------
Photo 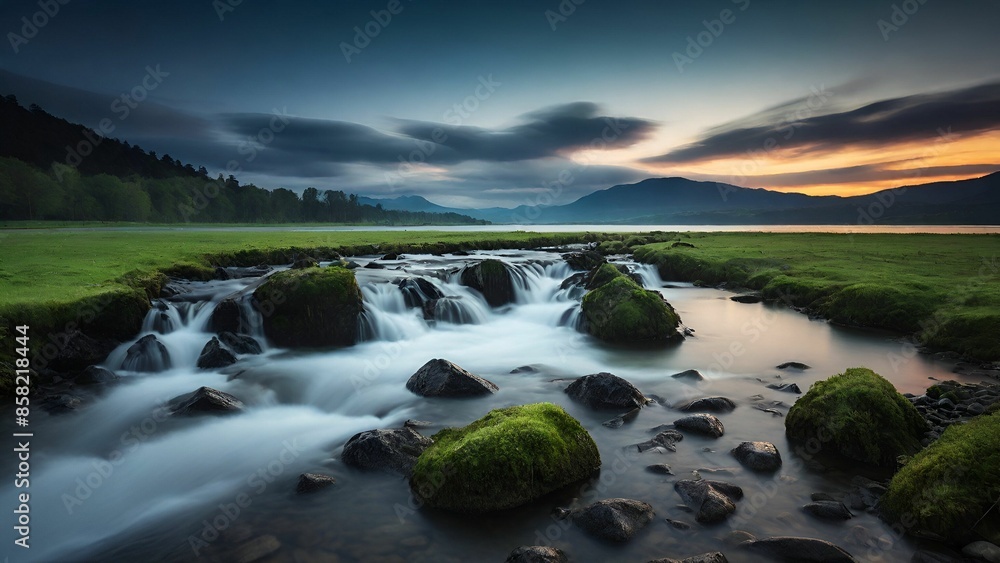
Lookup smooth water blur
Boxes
[2,250,987,562]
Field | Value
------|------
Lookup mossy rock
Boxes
[882,412,1000,545]
[410,403,600,513]
[581,267,681,343]
[253,266,362,348]
[785,367,927,467]
[460,259,516,307]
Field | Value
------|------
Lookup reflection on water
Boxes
[2,250,987,562]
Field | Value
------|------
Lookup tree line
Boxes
[0,95,486,225]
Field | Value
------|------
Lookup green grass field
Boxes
[633,232,1000,359]
[1,229,998,374]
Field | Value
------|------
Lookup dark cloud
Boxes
[396,102,657,162]
[645,81,1000,164]
[0,69,212,140]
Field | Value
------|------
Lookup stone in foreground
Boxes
[405,358,499,398]
[341,427,432,476]
[410,403,600,513]
[170,386,245,416]
[677,397,736,413]
[569,498,654,542]
[673,414,725,438]
[197,337,237,369]
[565,372,648,410]
[505,546,569,563]
[731,441,782,472]
[296,473,336,494]
[674,479,743,524]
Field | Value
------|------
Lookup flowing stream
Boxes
[2,249,986,562]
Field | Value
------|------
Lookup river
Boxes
[2,248,986,562]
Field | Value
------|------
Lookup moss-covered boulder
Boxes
[460,259,516,307]
[410,403,600,513]
[581,265,681,343]
[252,266,362,348]
[785,367,927,467]
[882,412,1000,545]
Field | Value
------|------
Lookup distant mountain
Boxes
[365,173,1000,224]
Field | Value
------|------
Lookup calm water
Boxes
[2,250,988,562]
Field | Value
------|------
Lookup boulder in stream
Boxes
[342,427,432,476]
[565,372,648,410]
[170,386,245,416]
[569,498,655,542]
[196,337,237,369]
[253,266,363,348]
[121,334,171,372]
[673,414,725,438]
[581,264,682,343]
[405,359,499,398]
[460,259,516,307]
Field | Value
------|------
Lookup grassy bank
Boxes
[632,232,1000,360]
[0,229,616,392]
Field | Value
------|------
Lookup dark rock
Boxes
[120,334,171,372]
[343,260,361,269]
[210,298,244,334]
[219,332,262,355]
[731,441,782,472]
[741,536,856,562]
[565,372,648,410]
[214,266,230,280]
[170,386,245,416]
[510,365,538,374]
[570,498,654,542]
[602,407,641,428]
[505,546,569,563]
[44,330,117,373]
[40,393,83,414]
[674,479,743,524]
[341,427,432,476]
[649,553,728,563]
[673,414,725,438]
[563,250,606,271]
[380,253,403,261]
[776,362,811,370]
[646,463,673,474]
[398,277,445,308]
[460,259,516,307]
[197,337,237,369]
[296,473,336,494]
[671,369,705,381]
[730,293,762,304]
[363,261,385,269]
[962,541,1000,562]
[637,429,685,452]
[560,272,588,291]
[803,501,853,520]
[767,382,802,394]
[662,518,693,531]
[677,397,736,413]
[74,365,118,385]
[405,359,498,398]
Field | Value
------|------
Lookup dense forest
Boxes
[0,95,487,224]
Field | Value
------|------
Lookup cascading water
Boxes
[4,249,966,562]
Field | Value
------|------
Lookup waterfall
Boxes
[633,263,664,289]
[358,283,428,342]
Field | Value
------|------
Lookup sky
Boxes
[1,0,998,208]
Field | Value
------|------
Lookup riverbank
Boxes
[632,232,1000,361]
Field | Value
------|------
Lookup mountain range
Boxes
[361,172,1000,225]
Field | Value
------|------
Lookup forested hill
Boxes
[0,95,488,225]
